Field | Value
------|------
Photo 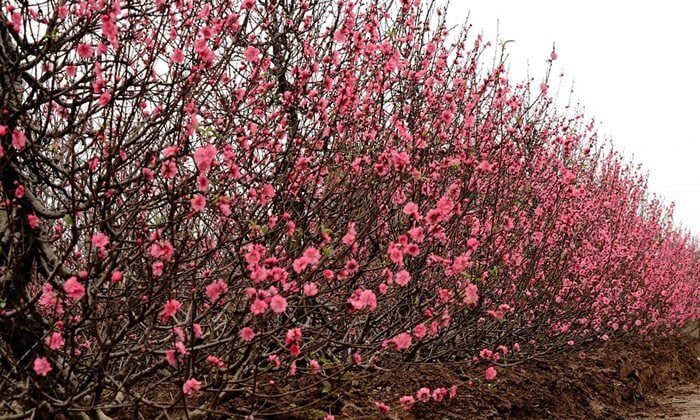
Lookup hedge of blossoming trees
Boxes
[0,0,698,417]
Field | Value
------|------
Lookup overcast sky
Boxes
[446,1,700,235]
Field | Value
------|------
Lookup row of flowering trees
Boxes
[1,0,698,417]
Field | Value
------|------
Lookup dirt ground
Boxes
[241,333,700,419]
[633,383,700,419]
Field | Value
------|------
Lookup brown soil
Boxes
[243,334,700,419]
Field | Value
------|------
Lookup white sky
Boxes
[447,1,700,235]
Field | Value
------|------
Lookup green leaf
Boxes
[63,214,73,226]
[320,381,332,394]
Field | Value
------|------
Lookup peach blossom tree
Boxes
[0,0,697,417]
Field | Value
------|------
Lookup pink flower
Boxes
[193,144,217,174]
[403,202,418,216]
[111,271,123,283]
[45,332,65,350]
[432,387,447,402]
[207,355,225,368]
[14,184,25,198]
[63,277,85,301]
[240,327,255,341]
[98,92,111,106]
[385,333,412,351]
[416,387,431,402]
[394,270,411,287]
[161,299,182,321]
[11,130,26,150]
[285,327,302,345]
[292,257,309,273]
[539,82,549,94]
[375,401,391,413]
[38,283,58,310]
[91,232,109,249]
[353,352,362,365]
[414,323,427,339]
[76,43,94,58]
[484,366,497,381]
[152,261,164,277]
[190,194,206,212]
[303,282,318,297]
[193,323,203,338]
[242,0,255,10]
[269,294,287,313]
[205,279,228,302]
[182,378,202,395]
[27,214,40,229]
[342,222,357,246]
[33,357,52,376]
[172,48,184,63]
[165,349,176,366]
[309,359,321,373]
[348,289,377,311]
[244,46,260,63]
[250,298,267,315]
[303,247,321,264]
[196,175,209,191]
[399,395,415,410]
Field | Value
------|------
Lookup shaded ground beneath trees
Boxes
[247,333,700,419]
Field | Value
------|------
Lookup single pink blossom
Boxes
[484,366,497,381]
[394,270,411,287]
[240,327,255,341]
[399,395,415,410]
[244,46,260,63]
[303,247,321,264]
[161,299,182,321]
[76,43,93,58]
[27,214,40,229]
[269,294,287,313]
[250,298,268,315]
[33,357,52,376]
[152,261,164,277]
[432,387,447,402]
[165,349,176,366]
[385,333,412,351]
[172,48,185,63]
[91,232,109,249]
[45,332,65,350]
[375,401,391,413]
[207,355,225,368]
[182,378,202,395]
[193,323,203,338]
[303,282,318,297]
[11,130,26,150]
[416,387,431,402]
[190,194,206,212]
[193,144,217,173]
[414,323,427,339]
[14,184,25,198]
[63,277,85,301]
